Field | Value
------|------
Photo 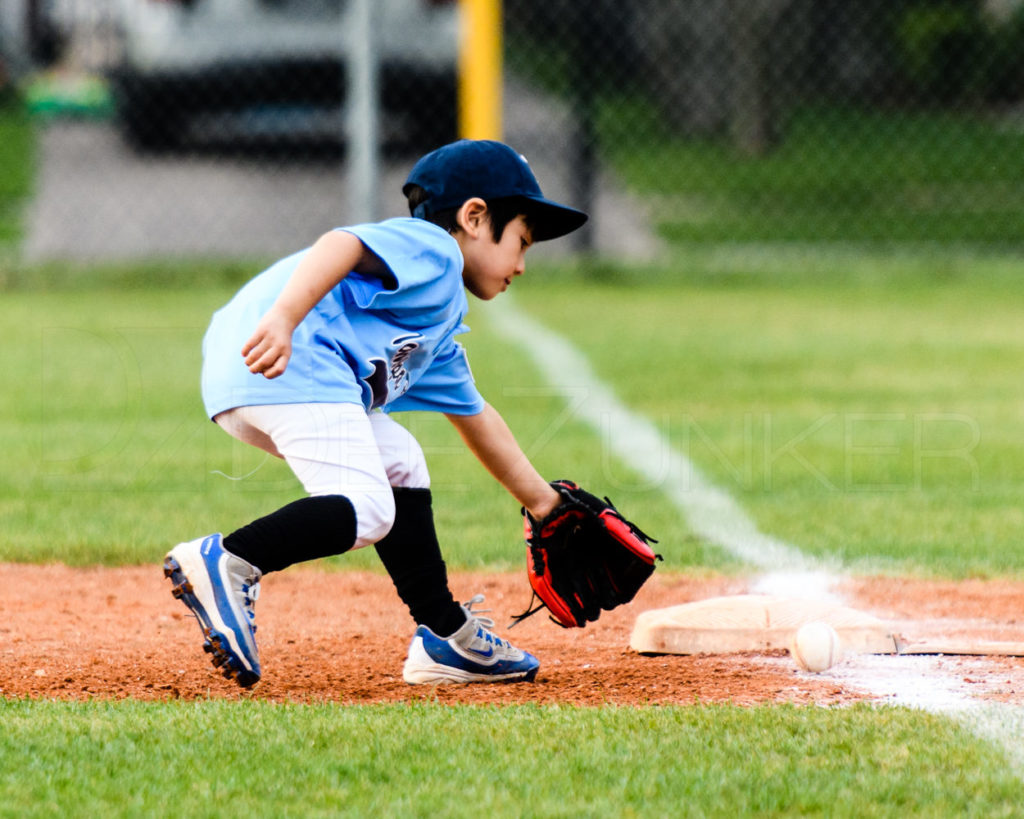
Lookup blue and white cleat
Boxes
[163,533,262,688]
[403,594,539,684]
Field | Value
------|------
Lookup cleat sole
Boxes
[403,664,539,685]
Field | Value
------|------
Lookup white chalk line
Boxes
[486,295,1024,773]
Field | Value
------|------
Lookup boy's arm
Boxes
[446,403,561,520]
[243,230,388,378]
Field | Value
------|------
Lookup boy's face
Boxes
[457,204,534,301]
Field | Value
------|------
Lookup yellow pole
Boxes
[458,0,503,140]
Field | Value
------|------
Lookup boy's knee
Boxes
[348,488,397,548]
[387,459,430,490]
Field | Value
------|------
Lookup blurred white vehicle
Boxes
[109,0,458,153]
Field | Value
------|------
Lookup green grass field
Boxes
[3,252,1024,815]
[4,257,1022,577]
[2,701,1021,818]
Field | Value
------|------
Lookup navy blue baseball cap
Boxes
[403,139,588,241]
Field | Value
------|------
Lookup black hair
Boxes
[405,185,536,242]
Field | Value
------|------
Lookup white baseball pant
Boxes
[213,402,429,548]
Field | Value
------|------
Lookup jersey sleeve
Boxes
[385,338,485,416]
[337,218,463,319]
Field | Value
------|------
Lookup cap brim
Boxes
[525,197,589,242]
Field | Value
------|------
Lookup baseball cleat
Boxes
[403,594,539,684]
[164,533,262,688]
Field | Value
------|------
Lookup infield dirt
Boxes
[2,565,1022,706]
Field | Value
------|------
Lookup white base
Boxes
[630,594,898,656]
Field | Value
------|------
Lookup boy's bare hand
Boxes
[242,311,295,378]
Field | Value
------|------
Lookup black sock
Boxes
[374,487,466,636]
[223,495,357,573]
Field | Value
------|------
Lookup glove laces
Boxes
[508,590,546,629]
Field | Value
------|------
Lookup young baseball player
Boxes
[164,139,587,688]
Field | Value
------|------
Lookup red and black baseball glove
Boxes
[512,480,661,628]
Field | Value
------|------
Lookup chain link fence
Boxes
[6,0,1024,262]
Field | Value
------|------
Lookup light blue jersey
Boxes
[201,218,485,419]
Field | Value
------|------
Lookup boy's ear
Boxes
[455,198,489,237]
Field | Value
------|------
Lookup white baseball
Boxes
[790,622,841,672]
